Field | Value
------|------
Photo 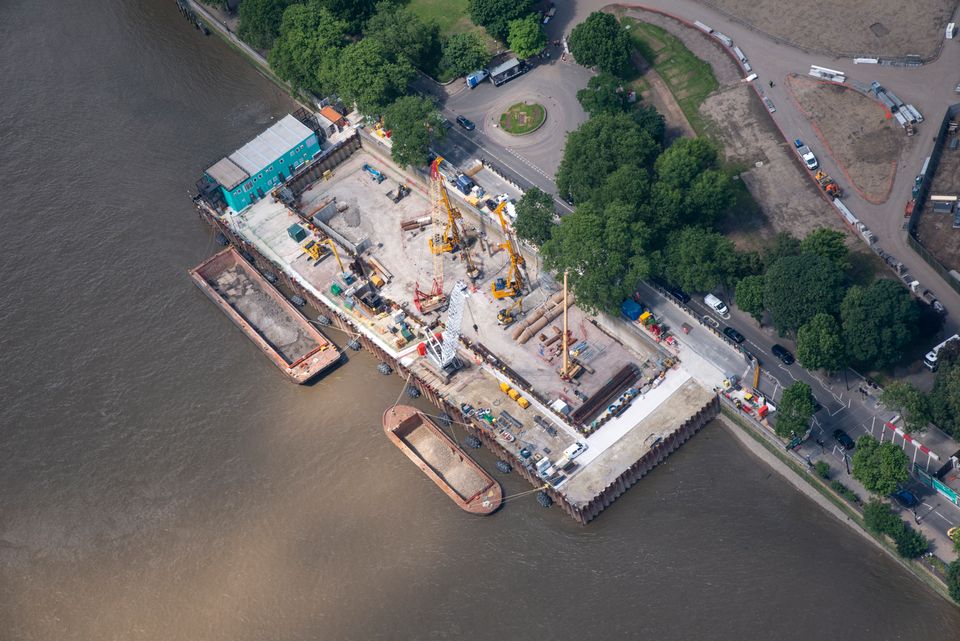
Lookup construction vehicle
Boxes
[302,237,345,273]
[414,158,449,312]
[425,281,468,376]
[427,157,481,280]
[497,298,523,327]
[363,163,385,183]
[814,170,842,199]
[490,201,525,299]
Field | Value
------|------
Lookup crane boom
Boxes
[491,201,525,299]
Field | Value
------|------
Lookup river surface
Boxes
[2,1,960,639]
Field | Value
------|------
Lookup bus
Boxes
[924,334,960,371]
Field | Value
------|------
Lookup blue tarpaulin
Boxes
[620,299,642,321]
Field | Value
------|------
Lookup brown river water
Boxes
[2,1,960,639]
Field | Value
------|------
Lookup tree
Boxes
[762,231,801,268]
[930,357,960,438]
[763,253,845,333]
[337,39,415,114]
[568,12,633,77]
[269,1,348,95]
[632,104,666,145]
[801,228,851,272]
[880,381,931,433]
[851,436,909,495]
[863,499,902,536]
[774,381,815,438]
[508,14,546,58]
[796,313,847,372]
[655,138,719,190]
[364,1,440,69]
[683,169,735,228]
[841,279,920,369]
[894,525,928,558]
[662,227,741,294]
[555,112,660,204]
[513,187,555,246]
[542,200,653,313]
[735,275,765,323]
[439,33,490,78]
[948,560,960,604]
[469,0,535,42]
[382,96,443,168]
[314,0,376,33]
[576,73,628,116]
[238,0,293,50]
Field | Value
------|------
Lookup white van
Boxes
[704,294,729,318]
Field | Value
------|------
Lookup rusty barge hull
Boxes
[189,247,340,383]
[384,405,502,515]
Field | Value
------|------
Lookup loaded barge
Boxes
[384,405,502,515]
[189,247,340,383]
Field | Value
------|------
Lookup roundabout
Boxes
[498,102,546,135]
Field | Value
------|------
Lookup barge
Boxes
[189,247,340,383]
[383,405,502,515]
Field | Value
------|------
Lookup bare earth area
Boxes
[699,84,843,244]
[695,0,957,59]
[916,141,960,273]
[788,75,904,204]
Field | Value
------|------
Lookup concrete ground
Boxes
[916,135,960,272]
[695,0,957,59]
[787,75,906,203]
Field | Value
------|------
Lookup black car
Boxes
[833,429,856,450]
[723,326,745,344]
[666,285,691,304]
[771,344,795,365]
[456,115,475,131]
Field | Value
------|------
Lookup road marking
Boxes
[504,147,551,179]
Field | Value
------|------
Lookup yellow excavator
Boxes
[491,201,525,299]
[497,298,523,327]
[302,236,344,272]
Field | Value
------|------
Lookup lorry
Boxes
[814,170,842,199]
[794,139,819,170]
[465,70,488,89]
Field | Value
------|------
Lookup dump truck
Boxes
[814,170,842,199]
[793,139,819,170]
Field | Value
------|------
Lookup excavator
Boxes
[428,157,481,280]
[490,201,525,299]
[497,298,523,327]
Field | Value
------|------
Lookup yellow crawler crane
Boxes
[428,157,481,280]
[490,201,525,299]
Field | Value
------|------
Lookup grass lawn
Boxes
[500,102,546,135]
[622,17,719,135]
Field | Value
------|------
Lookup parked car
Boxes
[833,429,856,450]
[771,344,795,365]
[664,284,691,304]
[456,115,475,131]
[891,488,920,508]
[723,326,745,344]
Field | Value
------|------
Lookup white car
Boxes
[563,442,587,460]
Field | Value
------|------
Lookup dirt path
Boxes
[630,50,696,140]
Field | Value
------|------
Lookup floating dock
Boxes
[189,247,340,383]
[384,405,502,515]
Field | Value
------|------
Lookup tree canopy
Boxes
[337,38,414,114]
[238,0,294,50]
[364,1,440,69]
[796,313,847,372]
[735,275,765,323]
[568,12,633,77]
[507,14,546,58]
[662,227,741,294]
[762,231,801,268]
[930,349,960,438]
[800,228,850,272]
[851,436,909,495]
[269,1,347,95]
[840,279,919,369]
[468,0,535,42]
[542,200,653,313]
[763,253,845,333]
[576,73,628,116]
[513,187,555,246]
[382,96,443,168]
[949,560,960,604]
[440,33,490,79]
[880,381,931,434]
[317,0,376,33]
[774,381,815,438]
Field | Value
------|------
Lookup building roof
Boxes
[319,106,345,125]
[488,58,520,77]
[205,157,249,190]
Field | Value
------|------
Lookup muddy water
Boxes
[2,1,960,639]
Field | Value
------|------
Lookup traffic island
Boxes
[499,102,546,135]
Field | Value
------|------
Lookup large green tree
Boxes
[568,12,633,77]
[316,0,376,33]
[364,1,440,69]
[662,227,741,294]
[796,313,847,372]
[880,381,931,434]
[555,112,661,204]
[948,560,960,604]
[337,38,414,114]
[508,14,546,58]
[775,381,815,438]
[542,200,653,313]
[238,0,293,50]
[762,231,801,268]
[382,96,444,168]
[654,138,719,190]
[576,73,628,116]
[269,1,347,95]
[764,253,845,333]
[735,275,765,323]
[801,228,851,272]
[930,348,960,437]
[653,139,732,227]
[439,33,490,78]
[841,279,919,369]
[852,436,909,495]
[468,0,535,42]
[513,187,555,246]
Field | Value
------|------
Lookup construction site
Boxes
[193,127,719,524]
